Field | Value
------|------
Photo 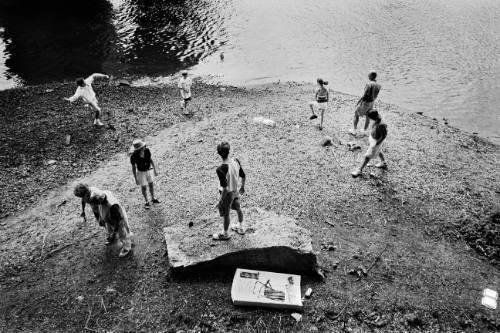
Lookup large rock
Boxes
[164,207,317,275]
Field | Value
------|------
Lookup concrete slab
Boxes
[164,207,317,275]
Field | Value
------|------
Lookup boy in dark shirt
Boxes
[130,139,160,209]
[213,142,246,240]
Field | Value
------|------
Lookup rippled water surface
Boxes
[0,0,499,142]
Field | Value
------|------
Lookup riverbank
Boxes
[0,81,499,332]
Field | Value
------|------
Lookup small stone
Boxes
[291,313,302,323]
[309,325,319,332]
[106,287,116,293]
[76,296,84,302]
[416,112,423,115]
[188,222,194,228]
[321,136,333,147]
[46,160,57,166]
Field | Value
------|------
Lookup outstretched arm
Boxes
[89,73,110,80]
[64,91,80,103]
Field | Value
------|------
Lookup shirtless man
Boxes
[350,71,381,136]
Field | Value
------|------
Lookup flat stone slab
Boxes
[164,207,317,275]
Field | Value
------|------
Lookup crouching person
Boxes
[74,183,133,258]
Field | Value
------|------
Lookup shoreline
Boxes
[0,80,499,332]
[4,76,498,145]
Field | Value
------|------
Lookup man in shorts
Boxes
[130,139,160,209]
[350,71,381,136]
[74,183,133,258]
[213,142,246,241]
[64,73,110,126]
[178,70,192,114]
[351,110,387,177]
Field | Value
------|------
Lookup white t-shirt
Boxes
[178,77,192,99]
[68,76,98,105]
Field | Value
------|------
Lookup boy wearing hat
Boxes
[350,71,381,136]
[178,70,192,114]
[64,73,110,127]
[130,139,160,209]
[74,183,132,258]
[213,141,246,240]
[351,109,387,177]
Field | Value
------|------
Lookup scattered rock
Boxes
[291,313,302,323]
[347,142,361,151]
[117,79,131,87]
[46,160,57,166]
[106,287,116,293]
[416,112,423,115]
[45,89,54,93]
[188,221,194,228]
[76,296,84,302]
[321,136,333,147]
[348,265,367,277]
[405,313,423,327]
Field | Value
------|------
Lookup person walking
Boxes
[130,139,160,209]
[350,71,381,135]
[351,110,387,177]
[308,78,330,130]
[64,73,110,126]
[213,142,246,240]
[178,70,193,114]
[74,183,133,258]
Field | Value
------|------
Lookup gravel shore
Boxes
[0,80,498,332]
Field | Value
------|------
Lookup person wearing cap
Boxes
[74,183,133,258]
[178,70,193,114]
[351,109,388,177]
[213,141,246,240]
[130,139,160,209]
[308,78,330,130]
[64,73,110,127]
[350,71,381,136]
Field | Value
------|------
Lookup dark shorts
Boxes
[183,97,192,102]
[218,191,240,216]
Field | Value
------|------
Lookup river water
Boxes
[0,0,499,143]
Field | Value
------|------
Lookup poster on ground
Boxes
[231,268,303,310]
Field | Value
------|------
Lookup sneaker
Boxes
[212,232,231,241]
[105,234,116,245]
[95,119,104,127]
[230,225,246,235]
[119,248,131,258]
[375,162,387,169]
[349,129,357,136]
[309,114,318,120]
[351,168,362,178]
[152,198,161,204]
[144,202,151,209]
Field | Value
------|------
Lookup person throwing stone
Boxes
[178,70,192,114]
[351,110,387,177]
[350,71,381,136]
[64,73,110,127]
[308,78,329,130]
[130,139,160,209]
[213,142,246,240]
[74,183,132,258]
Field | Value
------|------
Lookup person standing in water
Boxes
[308,78,330,130]
[350,71,381,136]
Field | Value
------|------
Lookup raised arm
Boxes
[89,73,110,80]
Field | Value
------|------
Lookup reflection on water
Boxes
[0,0,499,142]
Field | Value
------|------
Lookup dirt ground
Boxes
[0,81,499,332]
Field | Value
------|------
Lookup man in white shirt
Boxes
[64,73,110,126]
[177,70,192,114]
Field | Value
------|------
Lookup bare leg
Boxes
[320,109,325,129]
[222,215,230,233]
[363,116,371,132]
[359,156,370,172]
[309,102,316,115]
[148,182,155,200]
[353,112,359,131]
[141,185,148,203]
